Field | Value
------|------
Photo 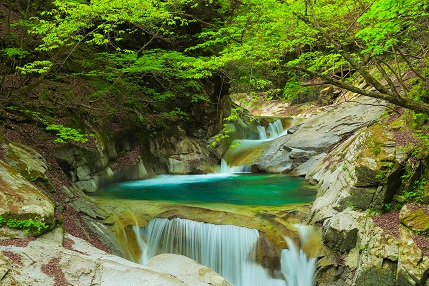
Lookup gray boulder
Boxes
[322,209,361,253]
[256,96,388,173]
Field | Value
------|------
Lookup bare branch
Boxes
[374,59,401,98]
[289,65,429,114]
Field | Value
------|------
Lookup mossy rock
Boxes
[2,142,49,183]
[0,160,55,237]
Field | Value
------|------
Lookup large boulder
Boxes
[0,228,230,285]
[2,143,49,183]
[147,254,232,286]
[400,203,429,233]
[256,96,388,173]
[0,160,55,237]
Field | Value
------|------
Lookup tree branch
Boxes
[296,3,391,96]
[289,65,429,114]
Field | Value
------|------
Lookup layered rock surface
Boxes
[0,228,230,286]
[255,97,388,173]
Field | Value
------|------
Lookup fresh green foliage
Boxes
[0,215,49,236]
[45,124,89,144]
[357,0,429,55]
[403,178,426,201]
[16,60,53,74]
[1,48,30,59]
[208,124,235,148]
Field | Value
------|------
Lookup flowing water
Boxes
[221,119,298,173]
[94,173,316,206]
[95,173,317,286]
[133,218,316,286]
[134,218,286,286]
[94,117,317,285]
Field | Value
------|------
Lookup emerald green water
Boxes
[94,174,316,206]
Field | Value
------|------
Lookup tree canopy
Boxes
[2,0,429,117]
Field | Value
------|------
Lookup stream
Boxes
[92,119,318,286]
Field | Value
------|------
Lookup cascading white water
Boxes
[221,119,288,173]
[257,125,268,140]
[281,225,317,286]
[266,119,286,139]
[220,158,251,174]
[257,119,286,140]
[134,218,286,286]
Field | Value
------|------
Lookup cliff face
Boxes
[252,89,429,285]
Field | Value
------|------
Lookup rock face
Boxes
[150,126,220,174]
[55,124,222,193]
[322,209,361,253]
[317,211,399,286]
[54,137,158,193]
[256,97,388,173]
[316,204,429,285]
[0,228,230,286]
[308,122,403,222]
[0,160,55,236]
[2,143,50,184]
[245,95,429,285]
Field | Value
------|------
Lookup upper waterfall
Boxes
[221,119,293,173]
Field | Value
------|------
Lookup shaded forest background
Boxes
[0,0,429,143]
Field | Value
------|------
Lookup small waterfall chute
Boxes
[134,218,286,286]
[220,158,251,174]
[266,119,286,139]
[221,119,287,173]
[281,225,317,286]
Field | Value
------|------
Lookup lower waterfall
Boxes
[133,218,315,286]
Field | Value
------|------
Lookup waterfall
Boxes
[257,119,286,140]
[281,225,317,286]
[266,119,286,139]
[220,158,251,174]
[134,218,286,286]
[222,119,288,173]
[257,124,268,139]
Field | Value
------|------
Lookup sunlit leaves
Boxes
[33,0,182,51]
[1,48,30,59]
[16,61,53,74]
[357,0,429,55]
